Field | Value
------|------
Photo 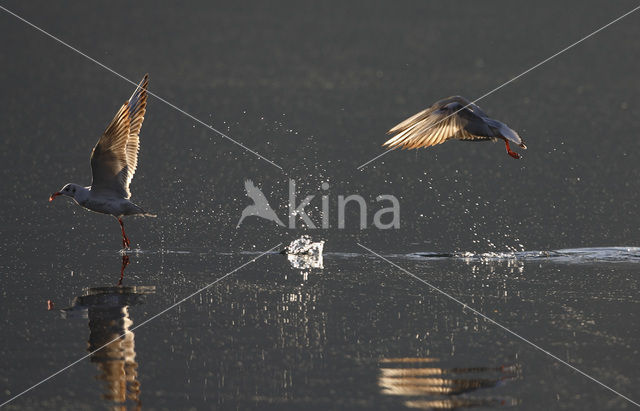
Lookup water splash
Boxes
[407,247,640,263]
[282,235,325,256]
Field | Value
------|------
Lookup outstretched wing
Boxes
[384,96,493,150]
[123,74,148,189]
[384,107,465,150]
[90,74,148,198]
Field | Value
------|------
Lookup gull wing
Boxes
[384,107,465,150]
[90,74,148,198]
[384,96,496,149]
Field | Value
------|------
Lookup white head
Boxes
[49,183,88,203]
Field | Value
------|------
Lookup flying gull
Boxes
[49,74,155,248]
[384,96,527,159]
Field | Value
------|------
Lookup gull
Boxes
[236,180,285,227]
[49,74,155,248]
[384,96,527,159]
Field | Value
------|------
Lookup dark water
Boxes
[1,1,640,409]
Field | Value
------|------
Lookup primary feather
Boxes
[91,74,148,199]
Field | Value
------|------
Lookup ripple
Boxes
[407,247,640,263]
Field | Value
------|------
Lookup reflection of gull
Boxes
[236,180,284,227]
[384,96,527,159]
[378,357,520,408]
[60,285,155,409]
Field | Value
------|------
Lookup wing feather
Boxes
[385,108,459,150]
[91,74,148,198]
[122,74,148,195]
[388,108,430,135]
[384,96,500,150]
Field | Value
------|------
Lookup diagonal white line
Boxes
[357,4,640,170]
[356,242,640,407]
[0,243,282,408]
[0,5,283,171]
[357,146,398,170]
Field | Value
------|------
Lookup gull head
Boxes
[49,183,84,202]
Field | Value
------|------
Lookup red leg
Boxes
[118,218,131,249]
[118,254,130,286]
[504,140,521,159]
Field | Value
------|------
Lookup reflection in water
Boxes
[118,254,130,286]
[378,357,520,409]
[287,252,324,270]
[287,252,324,283]
[411,247,640,264]
[60,284,155,410]
[207,270,329,406]
[284,235,325,283]
[284,246,324,286]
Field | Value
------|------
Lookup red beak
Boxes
[49,192,62,202]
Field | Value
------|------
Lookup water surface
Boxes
[1,0,639,409]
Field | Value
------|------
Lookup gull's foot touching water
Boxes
[48,74,155,248]
[384,96,527,160]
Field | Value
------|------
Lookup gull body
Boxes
[50,74,154,248]
[384,96,527,159]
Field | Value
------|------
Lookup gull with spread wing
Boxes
[49,74,155,249]
[384,96,527,159]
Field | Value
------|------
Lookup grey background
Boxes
[1,1,639,409]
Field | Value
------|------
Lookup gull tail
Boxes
[486,118,526,149]
[138,206,157,217]
[127,202,157,217]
